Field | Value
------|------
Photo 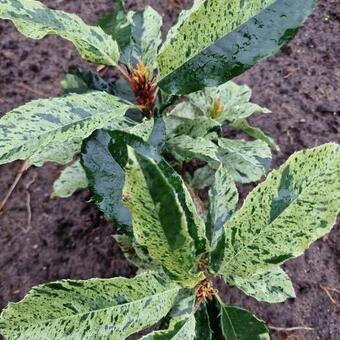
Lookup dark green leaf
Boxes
[220,305,269,340]
[195,303,213,340]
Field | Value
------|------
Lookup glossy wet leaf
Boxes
[207,165,238,248]
[52,161,88,198]
[142,316,196,340]
[219,143,340,281]
[0,92,131,166]
[226,267,295,303]
[217,139,272,183]
[81,130,157,235]
[220,305,269,340]
[0,0,119,65]
[123,147,203,286]
[0,271,180,340]
[158,0,316,94]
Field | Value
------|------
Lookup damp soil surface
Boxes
[0,1,339,339]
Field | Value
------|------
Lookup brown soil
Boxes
[0,1,339,339]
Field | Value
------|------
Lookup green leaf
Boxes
[81,130,155,235]
[217,139,272,183]
[166,135,219,164]
[230,119,279,152]
[0,0,119,65]
[190,166,216,190]
[61,68,114,95]
[226,267,295,303]
[219,143,340,281]
[100,5,162,69]
[220,304,269,340]
[0,271,180,340]
[207,165,238,248]
[157,0,316,94]
[188,81,270,122]
[142,316,196,340]
[98,0,131,62]
[195,304,212,340]
[52,161,88,198]
[0,92,131,166]
[123,146,203,286]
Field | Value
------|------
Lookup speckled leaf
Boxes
[142,315,196,340]
[218,143,340,281]
[220,305,269,340]
[52,161,88,198]
[123,147,203,286]
[188,81,270,122]
[226,267,295,303]
[0,271,180,340]
[217,139,272,183]
[0,92,131,166]
[158,0,316,94]
[207,165,238,248]
[166,135,219,164]
[0,0,119,65]
[230,119,279,152]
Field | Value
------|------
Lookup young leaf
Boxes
[0,92,131,166]
[188,81,270,122]
[190,166,216,190]
[217,139,272,183]
[0,0,119,65]
[123,147,203,286]
[226,267,295,303]
[0,271,180,339]
[52,160,88,198]
[157,0,316,94]
[220,304,269,340]
[141,315,196,340]
[207,165,238,248]
[218,143,340,281]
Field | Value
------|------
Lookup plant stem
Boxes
[0,160,29,214]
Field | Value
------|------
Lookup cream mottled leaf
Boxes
[123,147,203,286]
[142,315,196,340]
[0,271,180,340]
[0,0,119,65]
[158,0,316,94]
[52,161,88,198]
[0,92,131,166]
[166,135,219,164]
[218,143,340,281]
[231,119,279,151]
[225,267,295,303]
[217,138,272,183]
[207,165,238,248]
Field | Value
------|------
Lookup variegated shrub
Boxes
[1,0,338,339]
